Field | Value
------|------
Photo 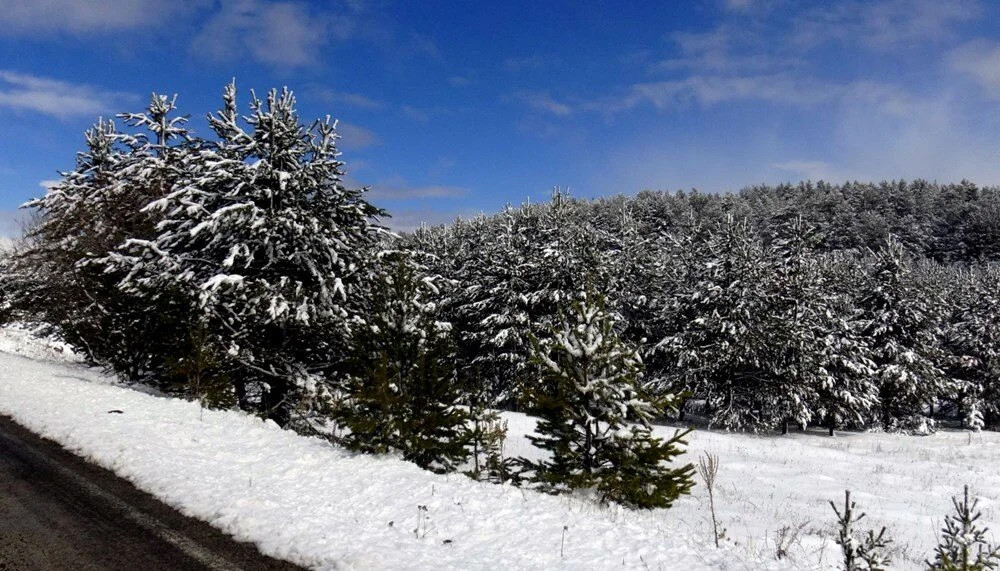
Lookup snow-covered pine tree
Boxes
[766,215,827,431]
[939,265,1000,430]
[810,253,879,433]
[337,249,470,473]
[521,290,694,509]
[8,119,126,360]
[11,99,195,385]
[769,217,880,434]
[602,203,664,354]
[113,82,384,426]
[858,237,947,431]
[455,205,536,407]
[656,216,785,431]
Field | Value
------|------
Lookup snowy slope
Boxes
[0,327,761,571]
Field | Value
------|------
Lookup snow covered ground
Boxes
[0,326,996,570]
[505,412,1000,569]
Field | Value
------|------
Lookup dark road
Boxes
[0,416,301,570]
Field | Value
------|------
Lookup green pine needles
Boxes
[830,490,893,571]
[336,251,471,474]
[521,290,695,509]
[928,485,1000,571]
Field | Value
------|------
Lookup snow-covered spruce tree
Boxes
[6,119,126,359]
[337,249,470,473]
[766,215,827,431]
[928,486,1000,570]
[520,290,694,509]
[938,265,1000,430]
[857,237,947,431]
[655,216,787,431]
[830,490,893,571]
[770,217,880,434]
[602,204,666,357]
[10,98,195,385]
[809,253,879,433]
[452,205,537,407]
[112,82,384,426]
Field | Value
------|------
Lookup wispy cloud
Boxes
[191,0,360,68]
[367,176,467,201]
[0,209,29,238]
[948,40,1000,96]
[772,160,853,183]
[503,55,560,72]
[790,0,981,50]
[336,122,379,151]
[401,105,431,123]
[447,76,471,87]
[312,89,385,110]
[380,208,480,233]
[0,70,133,119]
[508,91,573,116]
[0,0,206,35]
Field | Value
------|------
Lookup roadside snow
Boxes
[0,323,84,364]
[0,328,754,570]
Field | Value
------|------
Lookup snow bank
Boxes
[0,328,756,570]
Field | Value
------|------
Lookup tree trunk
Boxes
[262,379,291,427]
[234,379,248,411]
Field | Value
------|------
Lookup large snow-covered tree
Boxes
[10,95,195,385]
[655,216,788,430]
[858,237,948,431]
[112,82,384,426]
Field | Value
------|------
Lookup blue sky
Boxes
[2,0,1000,232]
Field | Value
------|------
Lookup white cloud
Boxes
[503,55,559,73]
[656,26,798,73]
[0,71,133,119]
[313,89,384,110]
[401,105,431,123]
[336,122,379,150]
[381,208,481,233]
[0,209,29,239]
[791,0,980,50]
[509,91,573,116]
[722,0,758,11]
[0,0,205,35]
[366,176,466,201]
[447,76,471,87]
[948,40,1000,96]
[191,0,353,67]
[772,160,850,182]
[583,74,827,115]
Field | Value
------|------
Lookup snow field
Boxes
[502,412,1000,569]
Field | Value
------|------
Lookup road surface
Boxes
[0,415,302,570]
